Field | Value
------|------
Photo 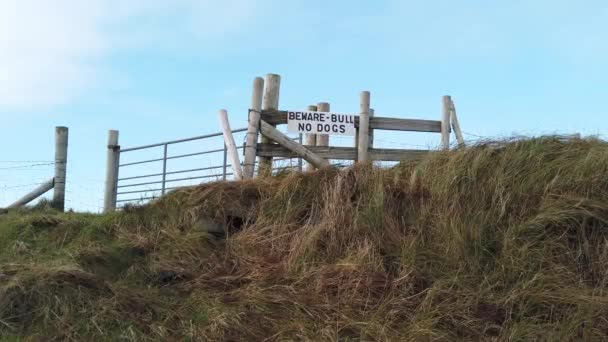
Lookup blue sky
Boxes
[1,0,607,211]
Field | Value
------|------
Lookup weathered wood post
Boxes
[243,77,264,179]
[448,97,465,148]
[258,74,281,177]
[104,130,120,213]
[53,126,68,211]
[369,108,375,148]
[357,91,371,162]
[441,96,451,150]
[305,105,318,172]
[317,102,330,147]
[218,109,244,180]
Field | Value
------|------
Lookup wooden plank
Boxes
[257,144,430,162]
[370,117,441,133]
[260,120,331,169]
[260,110,287,125]
[261,110,442,133]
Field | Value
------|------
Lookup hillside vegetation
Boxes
[1,136,608,341]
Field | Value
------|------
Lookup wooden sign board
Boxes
[287,111,356,136]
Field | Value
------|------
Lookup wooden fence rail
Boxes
[240,73,464,174]
[256,144,429,161]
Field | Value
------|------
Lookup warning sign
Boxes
[287,111,356,136]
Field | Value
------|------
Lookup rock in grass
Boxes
[193,217,225,238]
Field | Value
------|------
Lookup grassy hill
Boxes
[1,136,607,341]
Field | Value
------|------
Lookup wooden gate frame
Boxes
[241,74,464,179]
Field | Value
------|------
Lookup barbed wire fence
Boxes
[0,126,106,213]
[0,161,55,209]
[0,163,106,213]
[65,172,106,213]
[3,126,604,214]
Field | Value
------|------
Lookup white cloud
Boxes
[0,0,269,110]
[0,0,107,108]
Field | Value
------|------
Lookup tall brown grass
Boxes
[1,136,608,341]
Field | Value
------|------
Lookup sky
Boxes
[1,0,607,212]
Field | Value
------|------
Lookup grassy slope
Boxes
[1,136,608,341]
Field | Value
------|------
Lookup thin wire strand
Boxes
[0,162,56,170]
[0,160,54,163]
[1,182,48,189]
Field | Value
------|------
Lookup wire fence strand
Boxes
[0,162,56,170]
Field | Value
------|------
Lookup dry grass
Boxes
[1,136,608,341]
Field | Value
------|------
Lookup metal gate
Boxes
[111,129,302,207]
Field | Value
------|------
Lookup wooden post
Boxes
[8,178,55,209]
[441,96,451,150]
[297,133,303,172]
[258,74,281,177]
[317,102,330,147]
[243,77,264,179]
[448,97,465,148]
[357,91,371,162]
[53,126,68,211]
[218,109,244,180]
[305,105,318,172]
[104,130,120,213]
[260,120,330,169]
[369,108,375,148]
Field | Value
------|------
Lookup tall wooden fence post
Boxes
[357,91,371,162]
[258,74,281,177]
[305,105,318,172]
[317,102,330,147]
[53,126,68,211]
[243,77,264,179]
[104,130,120,213]
[441,96,451,150]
